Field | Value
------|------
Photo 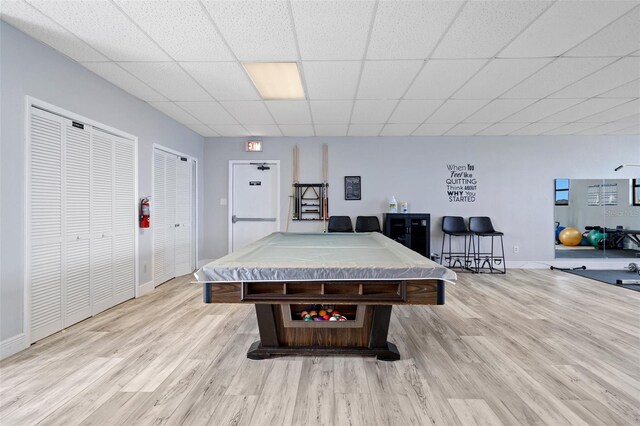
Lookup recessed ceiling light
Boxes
[242,62,305,100]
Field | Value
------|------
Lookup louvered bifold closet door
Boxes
[153,150,166,286]
[174,158,193,276]
[112,135,135,305]
[30,108,64,342]
[164,155,177,282]
[64,122,92,326]
[91,129,114,315]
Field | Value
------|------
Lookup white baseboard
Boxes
[197,258,213,268]
[1,333,27,360]
[507,260,635,269]
[137,280,154,297]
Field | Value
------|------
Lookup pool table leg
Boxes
[369,305,400,361]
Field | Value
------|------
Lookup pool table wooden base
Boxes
[247,341,401,361]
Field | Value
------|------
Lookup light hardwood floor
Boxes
[1,270,639,425]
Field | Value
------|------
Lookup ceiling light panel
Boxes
[291,1,375,60]
[114,0,233,61]
[405,59,487,99]
[357,61,423,99]
[280,124,315,137]
[82,62,167,102]
[351,100,398,124]
[388,100,444,124]
[28,0,170,61]
[551,57,640,99]
[314,124,348,137]
[466,99,537,123]
[176,102,237,125]
[148,102,201,125]
[566,7,640,57]
[302,61,361,100]
[181,62,260,101]
[432,1,551,58]
[453,58,551,99]
[347,124,384,137]
[265,101,312,125]
[502,99,584,123]
[202,0,297,61]
[412,123,455,136]
[1,0,107,61]
[119,62,212,101]
[221,101,275,125]
[366,1,462,59]
[540,98,629,122]
[426,100,490,123]
[500,1,634,58]
[309,101,353,124]
[242,62,305,100]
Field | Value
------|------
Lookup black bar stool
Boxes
[469,216,505,274]
[328,216,353,232]
[440,216,474,270]
[355,216,381,233]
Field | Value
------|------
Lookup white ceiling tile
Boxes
[540,98,630,122]
[500,1,634,58]
[29,0,170,61]
[148,102,201,125]
[119,62,212,101]
[347,124,384,137]
[453,59,551,99]
[566,7,640,57]
[612,113,640,124]
[309,101,353,124]
[412,123,455,136]
[503,57,615,99]
[598,79,640,98]
[244,125,282,137]
[351,100,398,124]
[366,1,462,59]
[114,0,233,61]
[208,124,250,137]
[543,122,599,135]
[432,1,551,58]
[220,101,274,125]
[465,99,536,123]
[265,101,311,125]
[1,0,108,61]
[405,60,487,99]
[578,99,640,123]
[314,124,348,137]
[176,102,237,125]
[379,124,420,137]
[477,122,528,136]
[181,62,259,101]
[502,99,584,123]
[185,124,219,137]
[578,121,638,136]
[445,123,490,136]
[510,122,563,135]
[613,124,640,134]
[202,0,297,61]
[550,57,640,99]
[291,1,375,60]
[357,61,423,99]
[82,62,166,102]
[302,61,361,100]
[426,100,490,123]
[280,124,315,137]
[388,100,444,124]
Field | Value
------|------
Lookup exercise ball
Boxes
[587,229,605,248]
[559,227,582,246]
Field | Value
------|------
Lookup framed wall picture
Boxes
[345,176,361,200]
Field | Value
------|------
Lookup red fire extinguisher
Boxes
[140,197,150,228]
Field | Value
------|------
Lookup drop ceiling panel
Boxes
[181,62,259,101]
[388,100,444,124]
[265,101,312,125]
[351,100,398,124]
[544,122,599,135]
[202,0,297,61]
[502,99,584,123]
[445,123,490,136]
[405,60,487,99]
[209,124,249,137]
[614,124,640,134]
[28,0,170,61]
[503,57,616,99]
[412,123,455,136]
[510,122,563,135]
[119,62,212,101]
[357,61,422,99]
[1,0,107,61]
[500,1,634,58]
[578,99,640,123]
[566,7,640,57]
[432,1,551,58]
[114,0,233,61]
[244,125,282,137]
[550,57,640,99]
[453,58,551,99]
[540,98,629,123]
[477,123,527,136]
[366,1,462,59]
[221,101,274,125]
[148,102,201,125]
[280,124,315,137]
[176,102,237,125]
[380,124,420,137]
[613,113,640,123]
[82,62,166,102]
[309,101,353,124]
[302,61,361,100]
[466,99,537,123]
[185,124,219,137]
[347,124,384,137]
[426,100,490,123]
[598,79,640,98]
[314,124,348,137]
[291,1,375,60]
[578,121,637,135]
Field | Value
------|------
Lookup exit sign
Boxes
[246,140,262,152]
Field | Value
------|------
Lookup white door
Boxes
[230,162,280,252]
[175,157,194,276]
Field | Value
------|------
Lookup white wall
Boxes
[203,136,639,265]
[0,22,205,344]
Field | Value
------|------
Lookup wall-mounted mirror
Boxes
[554,178,640,259]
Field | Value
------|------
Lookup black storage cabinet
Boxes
[383,213,430,257]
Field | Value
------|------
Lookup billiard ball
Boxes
[322,314,330,320]
[319,310,327,316]
[329,317,337,321]
[309,310,317,316]
[300,311,308,318]
[304,316,313,321]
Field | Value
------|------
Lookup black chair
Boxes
[469,216,505,274]
[355,216,381,233]
[440,216,474,270]
[328,216,353,232]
